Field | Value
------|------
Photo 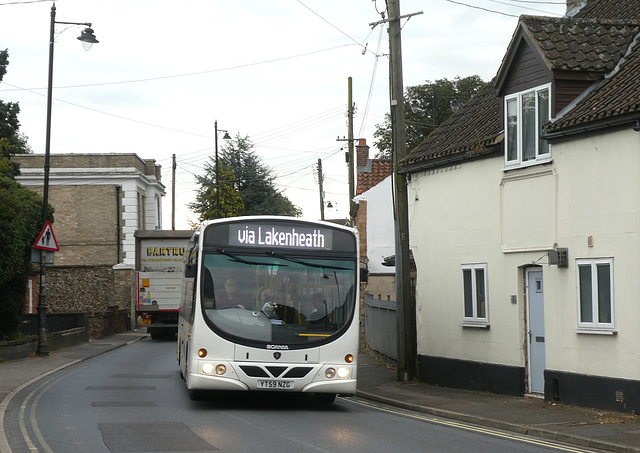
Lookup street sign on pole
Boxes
[34,220,59,252]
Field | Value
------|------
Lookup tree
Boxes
[0,49,41,339]
[0,176,44,339]
[190,134,302,221]
[373,75,486,159]
[191,163,244,220]
[0,50,31,177]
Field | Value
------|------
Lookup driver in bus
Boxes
[215,275,246,309]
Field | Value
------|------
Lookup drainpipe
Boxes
[116,185,121,263]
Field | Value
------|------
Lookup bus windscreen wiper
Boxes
[216,248,287,267]
[266,251,351,271]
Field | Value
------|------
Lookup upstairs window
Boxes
[505,85,551,168]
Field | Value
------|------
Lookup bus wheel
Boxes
[189,389,206,401]
[314,393,336,404]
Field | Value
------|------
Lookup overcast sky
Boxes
[0,0,567,229]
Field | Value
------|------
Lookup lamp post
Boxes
[410,91,460,131]
[36,3,99,356]
[214,121,231,219]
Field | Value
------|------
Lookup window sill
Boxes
[461,322,490,329]
[503,157,552,172]
[575,328,617,336]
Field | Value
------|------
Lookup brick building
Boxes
[13,153,165,336]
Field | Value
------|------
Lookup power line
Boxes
[0,45,357,92]
[296,0,367,52]
[0,0,50,5]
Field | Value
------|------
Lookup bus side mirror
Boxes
[360,268,368,284]
[185,263,195,279]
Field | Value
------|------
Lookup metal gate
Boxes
[364,294,397,362]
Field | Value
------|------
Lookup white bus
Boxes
[177,216,363,403]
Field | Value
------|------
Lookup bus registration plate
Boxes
[258,380,294,390]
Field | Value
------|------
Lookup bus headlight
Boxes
[215,364,227,375]
[202,363,214,374]
[325,368,336,379]
[345,354,354,363]
[337,367,349,379]
[198,349,207,358]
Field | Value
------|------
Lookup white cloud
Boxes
[0,0,566,229]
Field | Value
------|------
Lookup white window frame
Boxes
[504,83,552,169]
[461,263,489,326]
[576,258,615,333]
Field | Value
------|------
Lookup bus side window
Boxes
[190,252,199,322]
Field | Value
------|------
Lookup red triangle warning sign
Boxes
[34,221,59,251]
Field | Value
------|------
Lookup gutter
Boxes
[542,115,640,140]
[398,145,501,175]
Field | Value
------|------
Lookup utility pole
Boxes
[171,154,176,230]
[318,158,325,221]
[387,0,418,381]
[347,77,355,226]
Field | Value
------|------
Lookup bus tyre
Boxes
[314,393,336,404]
[189,389,206,401]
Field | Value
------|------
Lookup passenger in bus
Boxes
[279,273,305,309]
[215,275,246,309]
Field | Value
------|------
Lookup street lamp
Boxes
[37,3,99,356]
[410,92,460,127]
[214,120,231,219]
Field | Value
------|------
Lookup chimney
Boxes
[356,139,369,167]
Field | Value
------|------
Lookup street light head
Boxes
[222,131,232,140]
[410,99,425,115]
[78,27,99,51]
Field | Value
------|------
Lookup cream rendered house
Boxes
[400,0,640,412]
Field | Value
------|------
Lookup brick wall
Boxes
[89,310,129,339]
[51,185,120,266]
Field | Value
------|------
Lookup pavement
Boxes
[1,333,639,453]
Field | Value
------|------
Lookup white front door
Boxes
[527,269,546,394]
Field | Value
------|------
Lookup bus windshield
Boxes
[200,251,356,346]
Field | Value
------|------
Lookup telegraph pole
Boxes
[318,158,325,221]
[387,0,419,381]
[171,154,176,230]
[347,77,355,226]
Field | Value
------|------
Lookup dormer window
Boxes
[504,84,551,168]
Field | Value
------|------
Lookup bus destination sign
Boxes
[229,223,333,250]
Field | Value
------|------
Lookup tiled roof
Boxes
[356,159,393,195]
[401,6,640,170]
[544,37,640,133]
[575,0,640,20]
[522,16,640,73]
[400,81,502,170]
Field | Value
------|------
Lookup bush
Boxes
[0,175,46,339]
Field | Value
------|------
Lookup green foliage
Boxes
[191,163,244,220]
[0,49,38,339]
[0,50,31,179]
[0,176,44,338]
[373,75,487,159]
[190,134,302,221]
